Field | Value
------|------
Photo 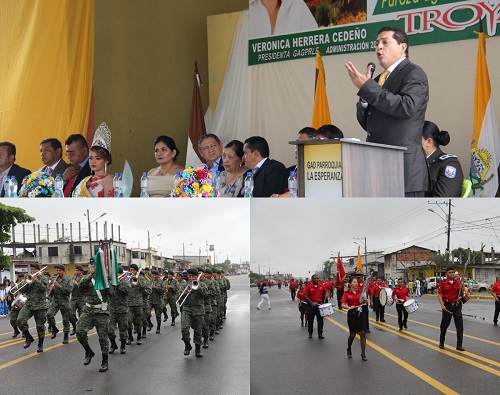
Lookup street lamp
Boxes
[183,242,193,262]
[84,210,106,260]
[148,231,161,268]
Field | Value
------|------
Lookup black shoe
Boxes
[439,344,445,349]
[126,338,132,345]
[380,319,386,323]
[300,323,304,327]
[361,354,367,361]
[318,334,325,339]
[12,329,20,339]
[215,330,220,335]
[142,328,146,339]
[202,338,209,349]
[156,326,161,334]
[171,321,176,326]
[209,331,215,341]
[108,341,118,354]
[84,348,95,365]
[399,327,403,331]
[120,340,126,354]
[62,333,69,344]
[51,326,59,339]
[99,355,108,372]
[184,341,192,356]
[37,339,44,353]
[308,333,312,339]
[347,348,352,358]
[456,346,465,351]
[23,332,34,349]
[195,344,203,358]
[366,329,371,333]
[219,325,223,330]
[137,334,142,345]
[147,323,153,332]
[404,325,408,329]
[70,326,76,336]
[494,322,498,326]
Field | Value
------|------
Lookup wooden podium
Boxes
[290,139,406,197]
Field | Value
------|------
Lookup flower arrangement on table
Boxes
[170,165,214,198]
[18,172,55,198]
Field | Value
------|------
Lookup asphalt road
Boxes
[0,275,249,395]
[250,286,499,395]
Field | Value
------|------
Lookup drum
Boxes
[403,298,418,314]
[318,303,335,317]
[12,294,27,310]
[379,288,394,306]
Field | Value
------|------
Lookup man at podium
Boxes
[345,26,430,197]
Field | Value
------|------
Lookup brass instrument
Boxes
[163,278,171,300]
[130,267,143,286]
[118,271,130,281]
[10,266,47,296]
[176,273,202,308]
[47,275,60,297]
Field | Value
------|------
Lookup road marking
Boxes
[325,316,458,395]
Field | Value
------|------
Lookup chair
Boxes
[461,179,472,198]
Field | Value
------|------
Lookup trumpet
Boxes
[10,266,47,296]
[130,267,143,286]
[176,273,202,308]
[118,271,130,281]
[47,275,60,297]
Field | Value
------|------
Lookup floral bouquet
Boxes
[171,165,214,198]
[18,172,55,198]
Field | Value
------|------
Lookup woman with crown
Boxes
[72,122,114,197]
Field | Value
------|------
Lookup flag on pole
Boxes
[311,50,331,129]
[93,247,119,291]
[355,246,363,273]
[470,29,500,197]
[188,60,206,162]
[336,253,346,287]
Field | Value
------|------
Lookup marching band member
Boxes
[127,264,146,345]
[438,267,465,351]
[163,270,179,326]
[76,260,111,372]
[150,270,165,334]
[69,265,86,335]
[206,269,220,341]
[370,277,388,322]
[8,274,24,338]
[46,264,75,344]
[201,269,216,348]
[392,278,412,331]
[296,283,308,327]
[140,270,153,338]
[491,275,500,326]
[180,268,208,357]
[303,274,326,339]
[108,267,131,355]
[289,278,298,301]
[17,263,49,353]
[356,272,370,333]
[341,276,367,361]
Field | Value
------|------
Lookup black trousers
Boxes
[337,289,344,309]
[307,304,324,335]
[373,297,385,321]
[494,300,500,323]
[396,303,408,329]
[440,302,463,346]
[362,304,369,329]
[290,288,297,300]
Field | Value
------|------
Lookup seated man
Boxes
[241,136,286,197]
[0,142,31,197]
[198,134,224,173]
[316,124,344,140]
[37,138,70,177]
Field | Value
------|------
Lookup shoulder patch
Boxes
[444,166,457,178]
[439,154,457,160]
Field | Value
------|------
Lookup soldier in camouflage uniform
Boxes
[69,265,86,335]
[221,270,231,321]
[18,263,48,352]
[76,262,111,373]
[127,264,146,345]
[176,272,187,314]
[213,269,224,333]
[180,268,208,357]
[8,274,24,338]
[163,270,179,326]
[207,270,219,341]
[47,264,75,344]
[140,270,153,338]
[201,269,216,348]
[108,267,131,355]
[150,270,165,333]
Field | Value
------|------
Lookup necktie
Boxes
[64,174,77,197]
[378,70,390,86]
[252,166,260,175]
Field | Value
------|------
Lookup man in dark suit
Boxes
[0,142,31,197]
[198,134,224,174]
[62,134,91,197]
[345,26,429,197]
[242,136,286,197]
[37,138,70,177]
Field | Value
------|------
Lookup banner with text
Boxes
[249,0,500,65]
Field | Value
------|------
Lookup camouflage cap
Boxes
[187,268,198,276]
[130,264,139,271]
[31,263,40,270]
[55,264,65,271]
[75,265,84,271]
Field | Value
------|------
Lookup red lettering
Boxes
[479,1,500,36]
[442,4,481,30]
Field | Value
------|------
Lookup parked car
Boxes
[424,277,442,294]
[470,280,491,292]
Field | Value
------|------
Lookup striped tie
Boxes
[378,70,390,86]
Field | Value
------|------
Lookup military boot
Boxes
[120,340,126,354]
[12,327,20,338]
[163,307,168,322]
[147,317,154,331]
[70,324,77,336]
[137,332,142,345]
[142,327,147,339]
[202,337,209,349]
[108,339,118,354]
[62,332,69,344]
[183,341,192,355]
[83,344,95,365]
[37,338,44,353]
[23,331,34,348]
[156,319,161,334]
[209,330,215,341]
[99,353,108,372]
[126,330,133,345]
[171,317,176,326]
[51,326,59,339]
[195,344,203,358]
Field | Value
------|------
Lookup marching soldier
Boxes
[140,270,153,338]
[47,264,75,344]
[176,272,187,314]
[17,263,48,352]
[150,270,165,333]
[213,270,224,333]
[208,270,220,341]
[76,261,111,372]
[201,269,216,348]
[163,270,179,326]
[221,270,231,321]
[108,267,131,355]
[127,264,146,345]
[69,265,86,335]
[8,274,24,338]
[181,268,208,357]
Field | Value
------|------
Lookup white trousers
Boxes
[257,294,271,309]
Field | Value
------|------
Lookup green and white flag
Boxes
[93,247,119,290]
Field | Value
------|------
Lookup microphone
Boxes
[367,62,376,78]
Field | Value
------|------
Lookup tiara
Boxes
[91,122,112,153]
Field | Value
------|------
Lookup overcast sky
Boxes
[250,199,500,278]
[4,199,250,264]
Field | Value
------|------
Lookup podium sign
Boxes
[304,143,343,198]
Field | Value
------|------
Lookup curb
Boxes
[423,293,494,300]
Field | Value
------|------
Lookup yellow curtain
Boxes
[0,0,94,172]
